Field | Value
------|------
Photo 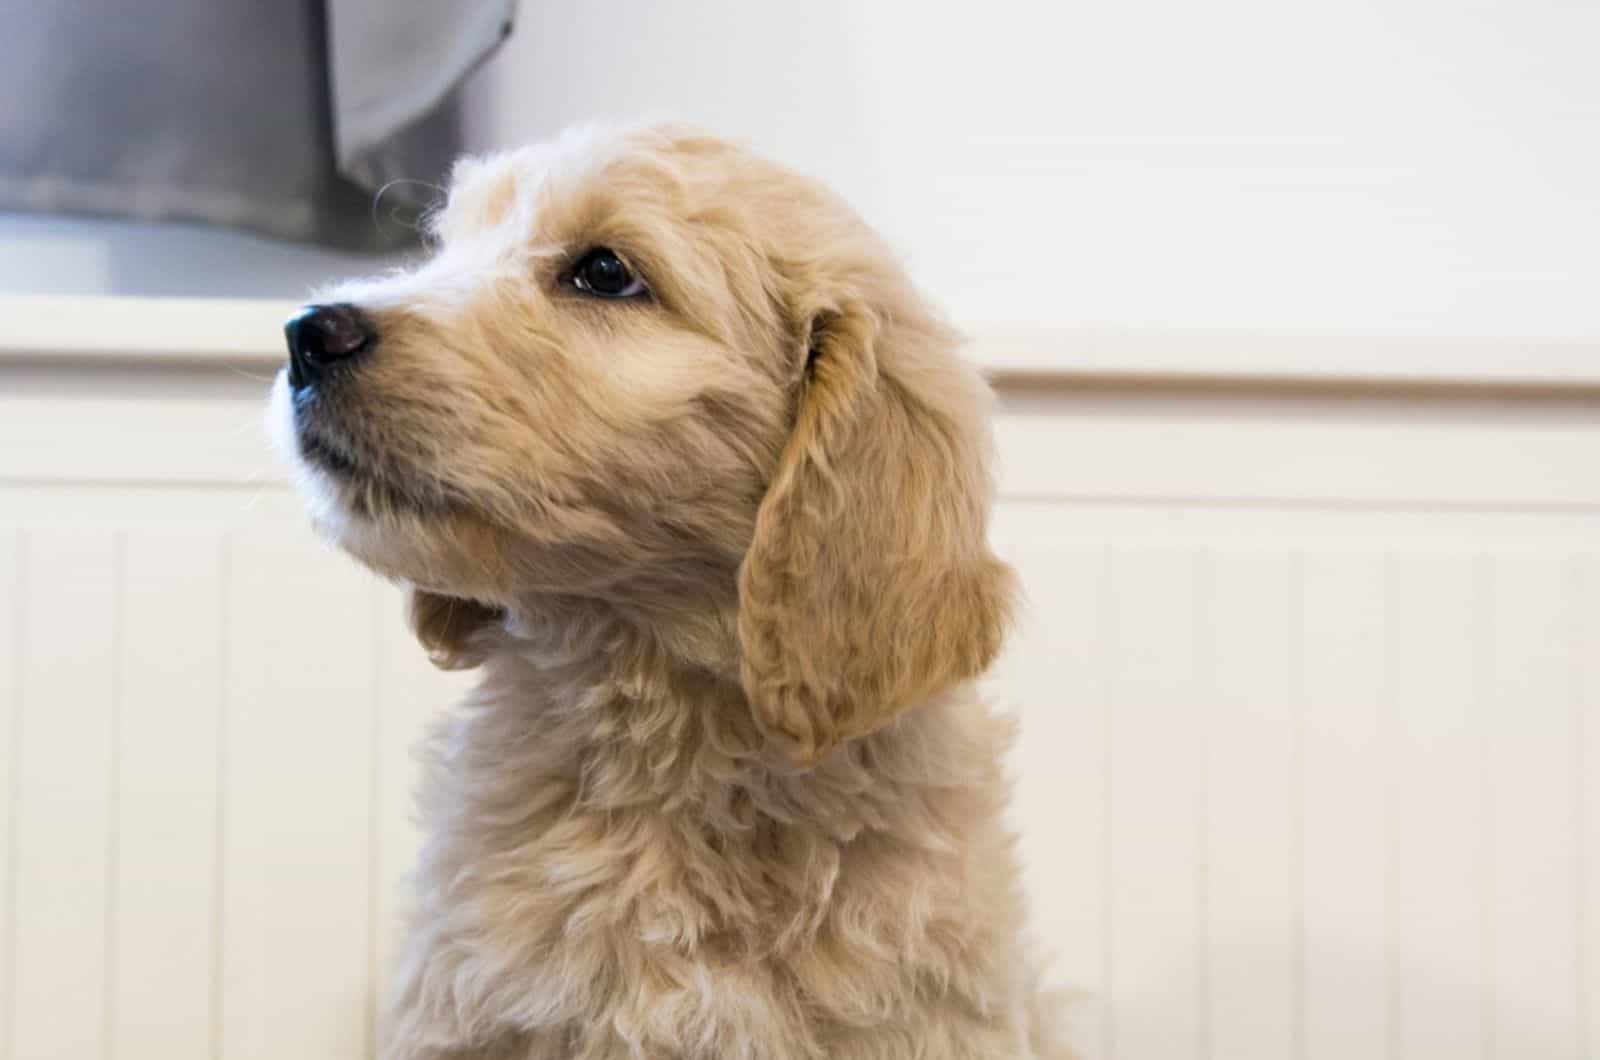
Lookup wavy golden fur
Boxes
[270,124,1062,1059]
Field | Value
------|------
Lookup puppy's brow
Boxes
[440,160,522,238]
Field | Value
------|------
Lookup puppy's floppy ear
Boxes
[737,292,1016,765]
[406,588,503,670]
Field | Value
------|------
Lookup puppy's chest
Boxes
[413,694,1011,1054]
[439,780,971,1051]
[490,782,848,954]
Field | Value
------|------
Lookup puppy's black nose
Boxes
[284,303,375,388]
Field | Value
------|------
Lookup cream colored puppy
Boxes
[270,125,1060,1060]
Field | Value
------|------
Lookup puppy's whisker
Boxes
[225,364,275,384]
[370,178,447,240]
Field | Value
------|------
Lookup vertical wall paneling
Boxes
[111,533,226,1060]
[1579,557,1599,1060]
[1204,551,1300,1060]
[9,342,1600,1060]
[991,535,1109,1059]
[9,531,119,1060]
[219,532,377,1060]
[1386,554,1488,1060]
[1485,554,1582,1059]
[1299,554,1389,1060]
[1107,548,1203,1060]
[0,533,19,1059]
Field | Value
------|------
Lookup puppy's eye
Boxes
[569,248,648,299]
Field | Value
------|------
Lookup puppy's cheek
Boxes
[340,517,518,607]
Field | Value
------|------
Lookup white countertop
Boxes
[2,293,1597,390]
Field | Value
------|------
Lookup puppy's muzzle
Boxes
[284,303,376,389]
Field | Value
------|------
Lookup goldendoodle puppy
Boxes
[270,124,1060,1060]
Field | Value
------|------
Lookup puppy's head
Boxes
[270,125,1013,762]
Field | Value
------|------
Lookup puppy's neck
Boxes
[475,594,995,810]
[504,586,744,685]
[481,588,1000,800]
[475,593,800,816]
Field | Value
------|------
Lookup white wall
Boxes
[8,0,1598,338]
[462,0,1600,337]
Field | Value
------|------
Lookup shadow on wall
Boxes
[0,5,876,302]
[0,212,408,300]
[0,2,873,304]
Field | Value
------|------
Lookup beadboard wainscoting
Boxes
[1,296,1598,1060]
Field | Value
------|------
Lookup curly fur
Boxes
[269,123,1063,1059]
